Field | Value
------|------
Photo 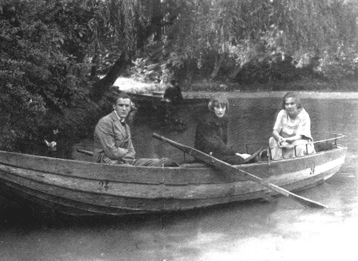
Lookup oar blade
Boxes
[259,177,327,209]
[289,193,327,209]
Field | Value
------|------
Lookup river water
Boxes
[0,95,357,261]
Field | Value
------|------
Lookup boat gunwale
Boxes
[0,143,348,168]
[2,155,344,199]
[0,145,348,185]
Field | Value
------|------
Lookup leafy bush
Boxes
[0,2,89,151]
[131,57,161,83]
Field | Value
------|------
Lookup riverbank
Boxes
[114,77,358,99]
[183,91,358,99]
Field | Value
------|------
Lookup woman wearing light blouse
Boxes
[269,92,315,160]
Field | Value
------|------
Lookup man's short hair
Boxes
[115,92,131,101]
[108,87,131,105]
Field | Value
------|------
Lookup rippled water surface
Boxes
[0,96,357,261]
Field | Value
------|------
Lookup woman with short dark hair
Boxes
[269,92,315,160]
[194,95,261,164]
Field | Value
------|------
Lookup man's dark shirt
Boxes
[164,85,183,104]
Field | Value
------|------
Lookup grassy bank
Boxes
[113,77,358,99]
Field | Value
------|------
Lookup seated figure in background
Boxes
[162,79,185,128]
[269,92,315,160]
[163,79,183,104]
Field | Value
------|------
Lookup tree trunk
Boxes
[229,56,253,80]
[90,43,100,78]
[90,52,130,102]
[230,63,244,80]
[210,53,225,80]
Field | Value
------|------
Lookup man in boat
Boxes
[269,92,315,160]
[194,95,263,164]
[93,91,178,166]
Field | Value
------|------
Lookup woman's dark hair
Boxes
[282,92,302,109]
[208,95,229,112]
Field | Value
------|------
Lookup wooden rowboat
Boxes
[0,135,347,216]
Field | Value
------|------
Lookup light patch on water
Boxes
[113,77,162,93]
[196,214,358,261]
[189,232,224,245]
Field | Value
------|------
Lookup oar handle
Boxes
[77,148,93,156]
[152,133,192,154]
[152,133,164,141]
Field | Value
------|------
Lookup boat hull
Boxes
[0,146,347,216]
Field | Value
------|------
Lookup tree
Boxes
[0,0,89,151]
[162,0,358,83]
[88,0,169,101]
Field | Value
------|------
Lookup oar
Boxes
[152,133,327,209]
[77,148,93,156]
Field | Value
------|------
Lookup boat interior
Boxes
[180,133,345,167]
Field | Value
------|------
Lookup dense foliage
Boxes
[161,0,358,84]
[1,0,358,152]
[0,0,90,151]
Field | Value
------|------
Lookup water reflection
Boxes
[0,97,357,261]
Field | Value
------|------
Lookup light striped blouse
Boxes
[273,108,312,140]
